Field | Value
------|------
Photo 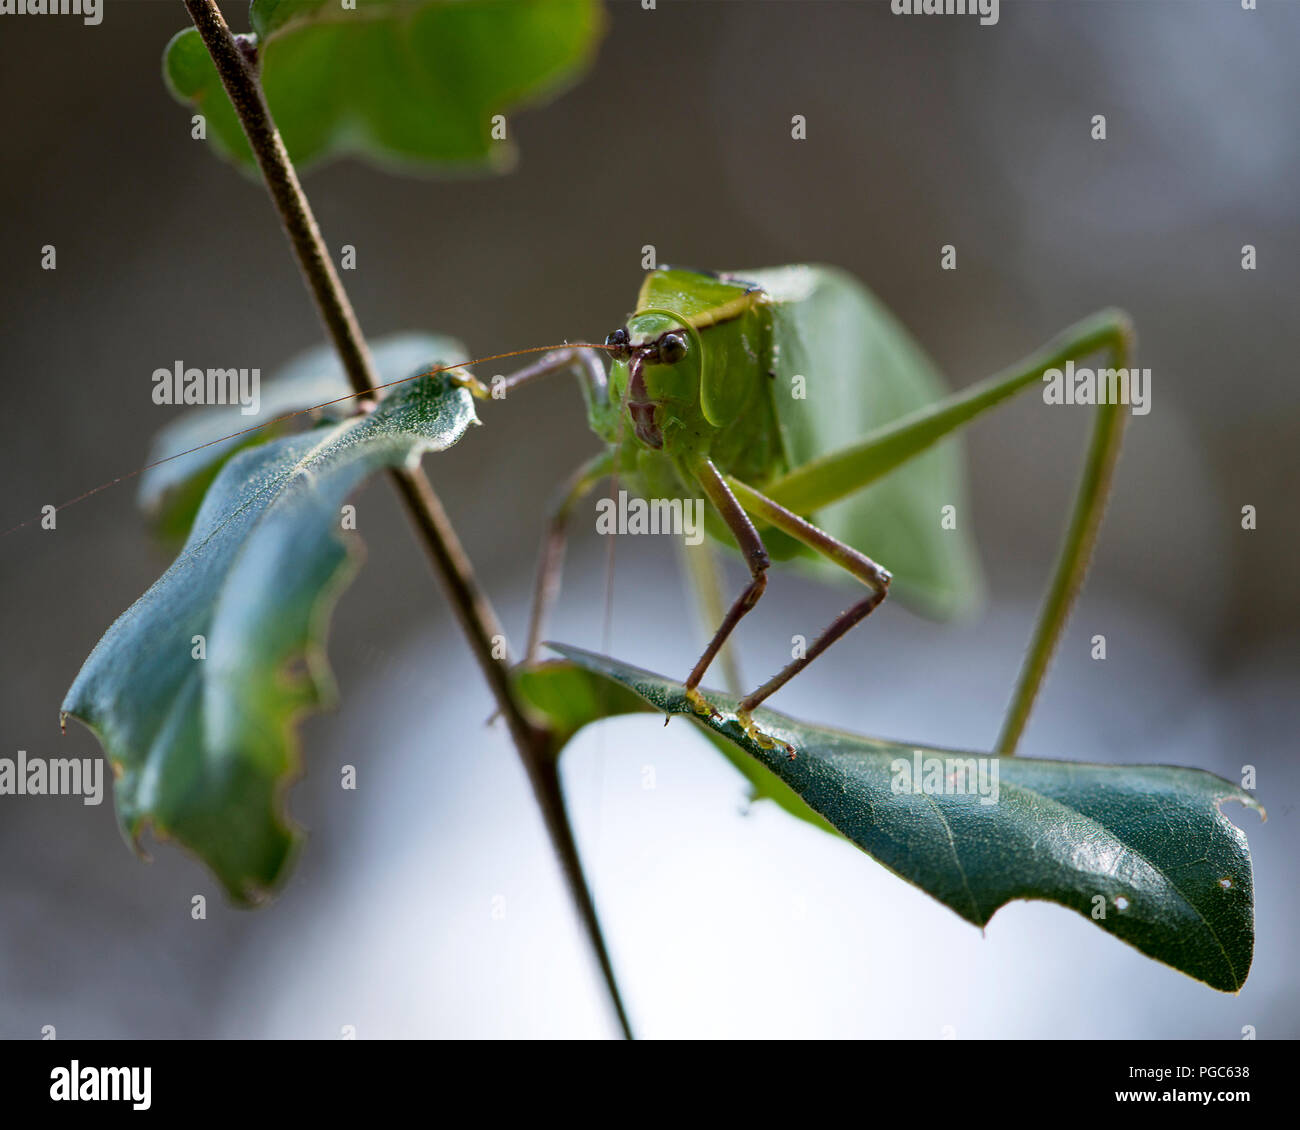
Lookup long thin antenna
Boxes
[3,342,611,538]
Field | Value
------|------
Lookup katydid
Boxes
[458,264,1134,757]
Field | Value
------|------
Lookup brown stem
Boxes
[182,0,632,1039]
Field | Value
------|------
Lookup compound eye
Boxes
[604,327,632,362]
[659,332,687,365]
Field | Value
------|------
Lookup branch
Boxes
[182,0,632,1039]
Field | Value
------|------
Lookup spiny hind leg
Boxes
[750,310,1134,753]
[728,477,892,756]
[683,458,770,726]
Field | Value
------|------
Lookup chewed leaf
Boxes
[165,0,605,175]
[63,372,477,902]
[531,645,1262,992]
[139,333,465,542]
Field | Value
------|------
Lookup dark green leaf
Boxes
[165,0,605,174]
[533,645,1261,992]
[514,659,837,834]
[63,372,477,902]
[139,333,464,542]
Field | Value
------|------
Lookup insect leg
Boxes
[759,308,1136,754]
[727,478,891,741]
[678,539,744,697]
[762,309,1134,515]
[524,449,614,663]
[458,346,608,405]
[683,457,770,719]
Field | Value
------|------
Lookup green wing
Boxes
[749,265,982,619]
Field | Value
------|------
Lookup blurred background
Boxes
[1,0,1296,1038]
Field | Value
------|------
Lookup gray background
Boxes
[1,0,1296,1037]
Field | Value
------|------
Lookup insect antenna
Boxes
[2,343,613,539]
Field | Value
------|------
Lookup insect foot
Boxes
[737,709,797,760]
[447,368,490,399]
[684,687,722,721]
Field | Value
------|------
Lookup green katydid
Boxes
[37,262,1132,764]
[458,264,1134,756]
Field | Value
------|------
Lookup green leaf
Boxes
[514,660,838,836]
[62,371,477,903]
[139,333,465,543]
[751,265,983,620]
[165,0,605,174]
[531,645,1262,992]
